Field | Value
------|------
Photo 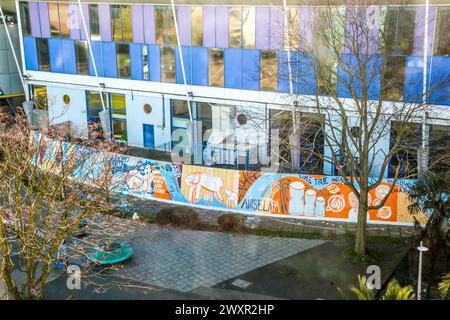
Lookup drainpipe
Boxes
[0,5,28,101]
[170,0,193,123]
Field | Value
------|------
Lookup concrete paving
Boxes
[108,225,325,293]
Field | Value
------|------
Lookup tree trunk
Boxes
[355,187,368,256]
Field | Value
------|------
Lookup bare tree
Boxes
[0,111,138,299]
[256,0,450,256]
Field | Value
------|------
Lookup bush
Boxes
[341,247,380,265]
[155,207,201,229]
[217,214,246,233]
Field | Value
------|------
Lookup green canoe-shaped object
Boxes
[88,242,133,265]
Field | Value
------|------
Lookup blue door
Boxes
[143,124,155,148]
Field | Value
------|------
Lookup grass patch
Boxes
[341,247,381,265]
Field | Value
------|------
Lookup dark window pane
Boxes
[87,91,106,117]
[382,56,405,101]
[75,40,89,75]
[161,45,175,83]
[89,4,100,41]
[117,43,131,78]
[172,100,190,118]
[111,5,121,41]
[430,125,450,173]
[434,7,450,56]
[19,2,31,36]
[155,7,165,45]
[208,48,224,86]
[383,7,415,55]
[389,121,421,178]
[37,38,50,71]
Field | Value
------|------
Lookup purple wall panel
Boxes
[298,7,314,49]
[413,6,437,56]
[203,7,216,47]
[177,6,191,46]
[269,7,284,50]
[29,2,41,37]
[215,6,228,48]
[256,7,270,50]
[79,4,90,40]
[132,5,144,43]
[68,3,80,40]
[143,5,155,44]
[38,2,51,38]
[98,4,111,41]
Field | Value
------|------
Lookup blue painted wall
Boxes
[23,37,38,71]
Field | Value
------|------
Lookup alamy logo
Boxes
[366,265,381,290]
[66,265,81,290]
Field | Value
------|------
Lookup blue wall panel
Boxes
[23,37,38,71]
[48,38,64,73]
[191,47,208,86]
[403,56,431,103]
[337,53,382,100]
[428,56,450,106]
[61,39,76,74]
[148,44,160,82]
[224,48,243,89]
[243,49,260,91]
[130,43,143,80]
[102,42,117,78]
[297,53,317,95]
[88,41,103,77]
[176,46,192,85]
[278,51,299,94]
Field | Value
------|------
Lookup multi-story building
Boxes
[14,0,450,178]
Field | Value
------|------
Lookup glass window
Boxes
[49,3,60,37]
[433,7,450,56]
[191,7,203,46]
[19,2,31,36]
[142,45,149,79]
[242,7,255,49]
[58,3,70,38]
[260,51,278,91]
[285,7,299,50]
[37,38,50,71]
[111,5,133,42]
[87,91,106,118]
[389,121,421,178]
[116,43,131,79]
[430,125,450,173]
[317,55,338,96]
[299,113,325,174]
[229,7,242,48]
[155,6,176,45]
[208,48,224,87]
[383,7,416,55]
[161,45,175,83]
[89,4,100,41]
[75,40,89,75]
[33,86,48,110]
[111,94,126,116]
[314,7,344,53]
[172,100,190,118]
[381,56,405,101]
[111,94,127,142]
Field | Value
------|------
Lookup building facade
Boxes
[15,0,450,178]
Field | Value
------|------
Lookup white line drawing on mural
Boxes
[184,169,224,203]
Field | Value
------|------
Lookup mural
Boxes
[35,134,428,226]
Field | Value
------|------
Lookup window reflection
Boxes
[285,8,299,50]
[58,3,69,38]
[117,43,131,79]
[161,45,176,83]
[191,7,203,46]
[89,4,101,41]
[37,38,50,71]
[382,56,405,101]
[111,5,133,42]
[242,7,255,49]
[49,3,60,37]
[111,94,127,142]
[260,50,278,91]
[434,7,450,56]
[142,45,149,79]
[208,48,224,87]
[19,2,31,36]
[156,6,176,45]
[75,40,89,75]
[383,7,416,55]
[229,7,242,48]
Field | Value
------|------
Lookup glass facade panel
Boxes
[111,93,127,116]
[172,99,190,118]
[260,50,278,91]
[382,56,405,101]
[111,93,127,142]
[89,4,101,41]
[33,85,48,110]
[229,7,242,48]
[285,8,299,50]
[122,5,132,42]
[430,125,450,173]
[191,7,203,47]
[75,40,89,75]
[384,7,416,55]
[155,6,176,45]
[242,7,255,49]
[117,43,131,79]
[87,91,106,118]
[58,3,70,38]
[37,38,50,71]
[208,48,224,86]
[389,121,421,178]
[317,55,338,96]
[19,2,31,36]
[49,3,60,37]
[111,5,122,42]
[161,45,175,83]
[142,45,149,79]
[434,7,450,56]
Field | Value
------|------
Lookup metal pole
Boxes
[417,241,428,300]
[0,5,28,100]
[421,0,430,150]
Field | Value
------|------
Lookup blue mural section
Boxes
[22,35,450,106]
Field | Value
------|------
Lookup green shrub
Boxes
[341,247,380,265]
[217,214,246,233]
